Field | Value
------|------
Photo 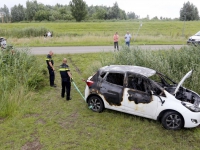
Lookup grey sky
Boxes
[1,0,200,19]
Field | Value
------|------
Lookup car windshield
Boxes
[149,72,176,87]
[195,31,200,36]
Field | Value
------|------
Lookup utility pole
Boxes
[182,14,186,37]
[134,22,143,42]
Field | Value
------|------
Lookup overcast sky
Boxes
[1,0,200,19]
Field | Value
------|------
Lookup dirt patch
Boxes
[23,113,40,118]
[21,140,42,150]
[59,112,79,129]
[36,118,46,125]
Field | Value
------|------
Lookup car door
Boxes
[99,72,124,106]
[121,72,158,118]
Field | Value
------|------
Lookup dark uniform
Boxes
[59,63,71,100]
[46,54,55,86]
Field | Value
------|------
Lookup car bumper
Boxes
[187,40,200,45]
[183,111,200,128]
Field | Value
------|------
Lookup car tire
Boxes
[161,111,184,130]
[88,96,104,113]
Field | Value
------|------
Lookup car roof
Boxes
[0,37,5,40]
[100,65,156,77]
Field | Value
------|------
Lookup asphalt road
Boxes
[29,45,186,55]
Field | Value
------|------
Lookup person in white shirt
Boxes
[47,31,52,37]
[124,31,132,47]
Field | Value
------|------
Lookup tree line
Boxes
[0,0,199,23]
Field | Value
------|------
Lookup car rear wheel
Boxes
[88,96,104,113]
[161,111,184,130]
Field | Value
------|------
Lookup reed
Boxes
[0,48,46,117]
[88,45,200,93]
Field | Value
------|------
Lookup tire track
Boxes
[68,57,82,76]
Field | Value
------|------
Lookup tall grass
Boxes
[0,27,48,38]
[0,86,34,117]
[0,48,46,117]
[88,45,200,93]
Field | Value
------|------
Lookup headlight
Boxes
[181,102,200,112]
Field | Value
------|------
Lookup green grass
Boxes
[0,21,200,46]
[1,46,200,149]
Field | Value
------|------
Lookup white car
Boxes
[0,37,7,49]
[84,65,200,130]
[187,31,200,46]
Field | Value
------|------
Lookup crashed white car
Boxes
[187,31,200,46]
[84,65,200,130]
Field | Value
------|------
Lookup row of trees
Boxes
[0,0,199,22]
[180,1,199,21]
[0,0,138,22]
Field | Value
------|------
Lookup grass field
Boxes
[0,21,199,46]
[1,46,200,149]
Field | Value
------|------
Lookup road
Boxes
[28,45,185,55]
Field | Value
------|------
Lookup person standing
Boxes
[59,58,73,101]
[46,51,56,87]
[113,32,119,51]
[124,31,132,47]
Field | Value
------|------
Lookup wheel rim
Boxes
[165,114,181,129]
[89,98,101,111]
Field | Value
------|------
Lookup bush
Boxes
[0,48,46,117]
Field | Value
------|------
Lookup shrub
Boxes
[0,48,46,117]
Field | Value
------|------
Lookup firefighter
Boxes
[59,58,73,100]
[46,51,56,87]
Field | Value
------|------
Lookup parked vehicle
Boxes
[0,37,7,49]
[187,31,200,46]
[84,65,200,130]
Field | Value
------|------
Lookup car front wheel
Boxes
[161,111,184,130]
[88,96,104,113]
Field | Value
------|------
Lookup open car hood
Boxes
[174,70,193,95]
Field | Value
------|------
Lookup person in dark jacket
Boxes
[59,58,73,100]
[46,51,56,87]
